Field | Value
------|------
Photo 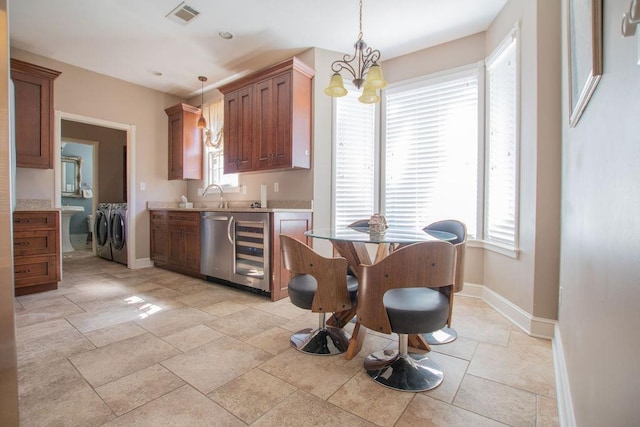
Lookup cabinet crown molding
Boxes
[10,58,61,80]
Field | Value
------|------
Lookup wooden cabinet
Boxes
[219,57,314,174]
[10,59,61,169]
[13,211,61,296]
[164,103,202,180]
[270,211,313,301]
[150,210,202,277]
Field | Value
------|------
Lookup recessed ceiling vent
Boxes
[166,2,200,25]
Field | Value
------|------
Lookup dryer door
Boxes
[110,211,126,250]
[95,211,110,247]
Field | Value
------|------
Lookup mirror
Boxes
[61,155,82,198]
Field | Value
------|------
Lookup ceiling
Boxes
[9,0,507,98]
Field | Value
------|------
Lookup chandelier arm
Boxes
[361,48,382,74]
[330,56,358,81]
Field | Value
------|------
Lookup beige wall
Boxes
[559,0,640,424]
[10,48,183,260]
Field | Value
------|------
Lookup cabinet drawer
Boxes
[14,254,59,288]
[167,211,199,226]
[14,211,58,230]
[13,230,57,256]
[150,210,167,224]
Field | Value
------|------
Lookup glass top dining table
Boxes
[304,225,457,360]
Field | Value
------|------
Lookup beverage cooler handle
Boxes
[227,215,235,244]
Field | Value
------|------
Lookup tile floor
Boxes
[14,253,559,426]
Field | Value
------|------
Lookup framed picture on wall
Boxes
[568,0,603,127]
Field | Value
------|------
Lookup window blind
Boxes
[486,36,517,246]
[334,89,376,228]
[384,72,479,234]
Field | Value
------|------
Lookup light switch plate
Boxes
[274,182,279,192]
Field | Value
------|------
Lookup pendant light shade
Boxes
[324,73,348,97]
[358,84,380,104]
[197,75,207,129]
[365,64,387,89]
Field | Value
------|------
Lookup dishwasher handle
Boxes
[227,215,234,244]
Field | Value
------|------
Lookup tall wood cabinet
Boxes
[164,103,202,180]
[219,57,314,174]
[10,59,61,169]
[13,211,61,296]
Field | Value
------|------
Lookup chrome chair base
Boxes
[290,326,350,355]
[364,349,444,392]
[422,326,458,345]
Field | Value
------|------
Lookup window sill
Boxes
[468,239,520,259]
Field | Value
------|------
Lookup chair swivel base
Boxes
[364,349,444,392]
[422,326,458,345]
[290,326,350,356]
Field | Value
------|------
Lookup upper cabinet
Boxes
[164,103,202,180]
[11,59,61,169]
[219,57,315,174]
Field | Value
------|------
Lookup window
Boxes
[384,71,479,235]
[333,87,376,228]
[485,30,519,247]
[202,100,238,188]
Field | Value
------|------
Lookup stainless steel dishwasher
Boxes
[200,212,232,281]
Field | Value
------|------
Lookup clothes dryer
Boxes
[109,203,128,265]
[95,203,112,260]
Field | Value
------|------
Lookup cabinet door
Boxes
[165,104,202,180]
[150,223,168,264]
[183,225,201,272]
[167,226,185,267]
[254,78,274,169]
[12,70,54,169]
[224,86,254,173]
[167,112,185,180]
[271,212,312,301]
[255,72,292,171]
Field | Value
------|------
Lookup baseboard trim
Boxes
[131,258,153,269]
[553,323,576,427]
[459,282,555,339]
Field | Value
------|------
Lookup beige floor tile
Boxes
[430,334,479,360]
[259,347,362,400]
[537,395,560,426]
[206,307,288,340]
[208,368,297,424]
[96,364,185,415]
[423,350,470,403]
[163,324,224,351]
[279,310,320,333]
[18,358,115,426]
[454,374,537,425]
[453,302,513,346]
[84,321,148,347]
[103,384,245,426]
[468,331,556,397]
[162,336,272,394]
[247,326,295,355]
[66,304,143,333]
[66,282,130,304]
[69,332,181,387]
[249,297,307,319]
[134,306,215,337]
[14,299,86,328]
[397,393,504,426]
[199,300,249,317]
[329,370,414,426]
[252,390,375,426]
[175,288,239,307]
[16,318,95,365]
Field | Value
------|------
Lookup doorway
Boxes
[55,111,137,269]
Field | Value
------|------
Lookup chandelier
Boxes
[197,75,207,128]
[324,0,387,104]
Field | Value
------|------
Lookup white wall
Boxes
[559,0,640,424]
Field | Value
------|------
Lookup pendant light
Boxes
[197,75,207,128]
[324,0,387,104]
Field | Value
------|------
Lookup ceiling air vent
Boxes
[166,2,200,25]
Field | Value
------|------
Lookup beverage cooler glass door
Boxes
[229,212,270,292]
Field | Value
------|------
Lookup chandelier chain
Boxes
[358,0,363,40]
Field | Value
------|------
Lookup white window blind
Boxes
[334,89,376,228]
[486,34,518,246]
[384,71,479,234]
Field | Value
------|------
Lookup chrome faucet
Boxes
[202,184,225,208]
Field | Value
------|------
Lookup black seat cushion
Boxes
[383,287,449,335]
[288,274,359,310]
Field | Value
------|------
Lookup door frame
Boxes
[54,111,137,269]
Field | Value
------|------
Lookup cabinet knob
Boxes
[15,241,31,246]
[16,269,31,274]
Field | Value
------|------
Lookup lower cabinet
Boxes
[150,210,202,278]
[13,211,61,296]
[149,209,312,301]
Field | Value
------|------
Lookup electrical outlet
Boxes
[197,188,204,196]
[242,185,247,194]
[274,182,279,193]
[140,182,146,191]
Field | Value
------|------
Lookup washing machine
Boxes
[109,203,128,265]
[95,203,112,260]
